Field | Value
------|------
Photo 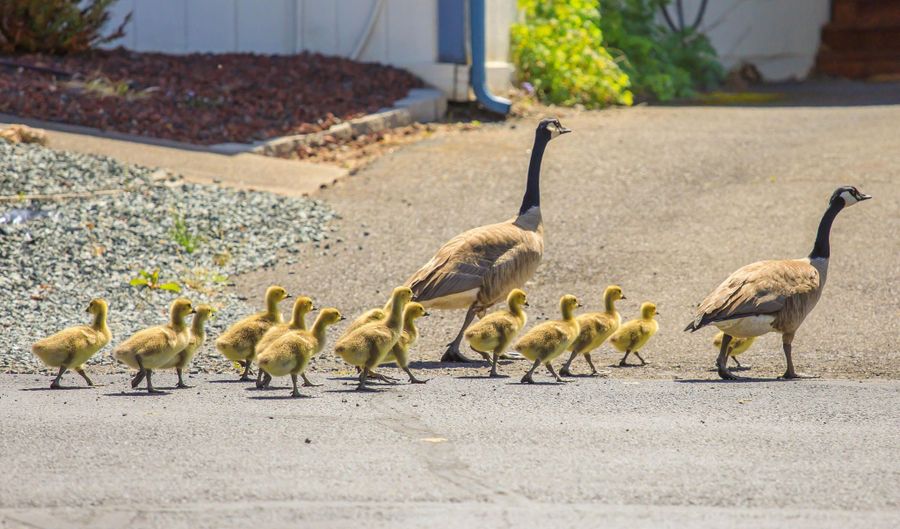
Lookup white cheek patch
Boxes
[840,190,858,205]
[549,128,559,139]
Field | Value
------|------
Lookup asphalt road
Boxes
[1,374,898,529]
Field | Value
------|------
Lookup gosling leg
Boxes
[290,373,303,398]
[489,351,502,378]
[356,368,376,391]
[142,369,162,394]
[559,350,579,377]
[239,360,254,381]
[545,363,566,383]
[131,357,147,388]
[301,373,322,387]
[368,371,399,384]
[618,351,631,367]
[441,305,479,363]
[731,356,743,368]
[175,367,191,389]
[401,365,428,384]
[716,334,742,380]
[75,367,94,387]
[585,354,601,376]
[50,366,67,389]
[634,352,647,366]
[521,358,541,384]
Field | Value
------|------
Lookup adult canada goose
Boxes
[685,186,872,380]
[405,118,570,362]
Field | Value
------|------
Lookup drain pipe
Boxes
[469,0,511,114]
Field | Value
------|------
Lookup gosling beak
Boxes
[311,306,319,311]
[285,294,292,299]
[858,193,873,201]
[424,312,431,317]
[524,301,530,307]
[190,309,197,314]
[340,315,347,321]
[577,302,584,308]
[620,295,627,300]
[656,311,660,316]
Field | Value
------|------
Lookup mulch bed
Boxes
[0,49,422,145]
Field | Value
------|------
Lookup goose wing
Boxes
[685,260,820,331]
[405,219,542,307]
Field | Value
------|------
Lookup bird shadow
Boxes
[674,377,772,384]
[408,360,488,370]
[324,386,388,394]
[507,380,568,386]
[20,386,92,392]
[246,394,318,400]
[455,374,505,380]
[207,378,252,384]
[103,390,171,396]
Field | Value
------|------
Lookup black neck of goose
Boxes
[518,133,548,215]
[809,201,843,259]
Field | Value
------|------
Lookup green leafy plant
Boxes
[598,0,723,101]
[170,213,203,254]
[511,0,633,108]
[181,267,229,295]
[129,268,182,293]
[0,0,131,54]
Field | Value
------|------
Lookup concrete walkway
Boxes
[0,115,345,197]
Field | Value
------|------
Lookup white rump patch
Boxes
[420,288,480,310]
[714,315,776,338]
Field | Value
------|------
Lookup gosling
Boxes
[255,296,315,388]
[343,298,392,336]
[464,289,528,378]
[609,302,659,367]
[560,285,625,377]
[378,302,430,384]
[31,298,111,388]
[514,295,582,384]
[159,304,214,388]
[712,331,755,369]
[334,286,413,391]
[256,308,344,398]
[113,298,195,393]
[216,285,289,380]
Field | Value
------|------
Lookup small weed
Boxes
[170,213,203,254]
[129,268,181,293]
[181,266,229,295]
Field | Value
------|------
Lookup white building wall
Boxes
[678,0,831,81]
[104,0,516,99]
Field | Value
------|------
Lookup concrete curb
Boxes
[248,88,447,157]
[0,88,447,157]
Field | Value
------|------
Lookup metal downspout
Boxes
[469,0,511,114]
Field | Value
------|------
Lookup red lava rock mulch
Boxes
[0,48,422,145]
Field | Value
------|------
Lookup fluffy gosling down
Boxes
[561,285,624,377]
[159,304,214,388]
[31,298,112,388]
[216,285,289,380]
[113,298,195,393]
[464,289,529,378]
[254,296,315,388]
[334,286,413,391]
[378,302,430,384]
[256,308,344,398]
[712,331,755,369]
[514,294,582,384]
[609,302,659,367]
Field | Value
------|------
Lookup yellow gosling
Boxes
[609,302,659,367]
[334,286,413,391]
[464,289,528,378]
[215,285,289,380]
[514,295,581,384]
[713,331,755,369]
[343,298,392,336]
[113,298,195,393]
[31,298,111,388]
[254,296,315,388]
[159,304,214,388]
[378,302,430,384]
[560,285,625,377]
[256,308,344,397]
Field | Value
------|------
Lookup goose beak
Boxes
[558,125,572,135]
[859,193,873,201]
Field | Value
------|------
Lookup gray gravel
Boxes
[0,142,336,374]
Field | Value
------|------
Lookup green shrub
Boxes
[511,0,633,108]
[598,0,723,101]
[0,0,131,54]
